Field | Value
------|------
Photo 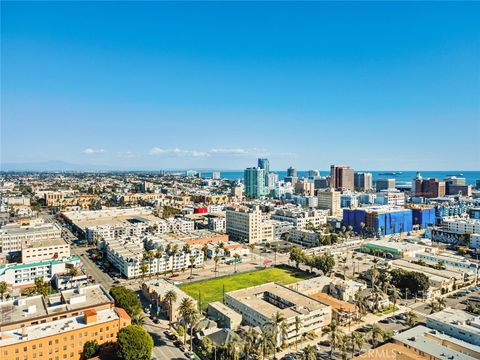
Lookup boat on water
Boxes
[378,172,403,176]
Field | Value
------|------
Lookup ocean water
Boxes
[202,170,480,185]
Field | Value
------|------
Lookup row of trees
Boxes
[289,246,335,275]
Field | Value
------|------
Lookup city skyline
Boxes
[2,2,480,170]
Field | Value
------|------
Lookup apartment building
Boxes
[142,279,197,323]
[317,189,341,216]
[288,229,323,247]
[21,238,70,263]
[0,256,82,289]
[271,207,328,229]
[206,215,226,232]
[426,308,480,346]
[226,205,272,244]
[0,285,131,360]
[354,172,373,191]
[225,282,331,346]
[375,190,405,206]
[105,237,204,278]
[0,222,62,254]
[330,165,354,191]
[444,218,480,235]
[414,251,478,273]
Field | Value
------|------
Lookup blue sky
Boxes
[1,1,479,170]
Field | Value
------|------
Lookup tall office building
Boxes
[244,167,266,199]
[413,175,446,198]
[307,170,320,178]
[317,189,341,216]
[287,166,297,178]
[258,158,270,184]
[330,164,354,191]
[266,172,279,189]
[354,172,373,191]
[376,178,396,191]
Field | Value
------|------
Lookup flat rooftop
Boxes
[393,325,479,360]
[427,308,480,337]
[0,307,121,347]
[144,279,194,305]
[226,282,329,319]
[364,240,425,252]
[0,284,113,327]
[22,237,67,249]
[0,222,61,235]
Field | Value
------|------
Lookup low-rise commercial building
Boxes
[0,222,62,254]
[21,238,70,263]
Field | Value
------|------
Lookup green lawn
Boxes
[179,266,314,309]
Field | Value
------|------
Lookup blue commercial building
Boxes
[342,206,413,236]
[410,206,436,228]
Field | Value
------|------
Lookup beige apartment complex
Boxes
[317,189,341,216]
[226,205,273,243]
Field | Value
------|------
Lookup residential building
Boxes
[244,167,266,199]
[271,207,328,229]
[375,190,405,206]
[414,251,478,272]
[141,279,197,323]
[317,189,341,216]
[224,282,331,346]
[206,214,226,232]
[330,164,354,191]
[0,222,62,254]
[426,308,480,346]
[226,205,272,243]
[257,158,270,184]
[444,218,480,235]
[0,256,82,289]
[393,325,479,360]
[0,285,131,360]
[287,166,297,178]
[207,301,243,330]
[212,171,221,180]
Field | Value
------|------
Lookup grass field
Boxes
[179,266,313,309]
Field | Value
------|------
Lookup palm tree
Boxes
[405,311,418,327]
[143,249,153,278]
[302,345,317,360]
[437,297,446,311]
[214,255,220,274]
[370,324,384,348]
[68,266,78,277]
[269,311,286,358]
[388,285,401,315]
[179,297,195,346]
[242,327,259,360]
[201,244,209,266]
[259,327,274,360]
[272,245,279,265]
[155,248,164,277]
[248,243,255,260]
[294,316,302,351]
[189,254,196,278]
[232,253,241,273]
[354,292,368,321]
[0,281,8,301]
[164,290,177,329]
[171,244,179,275]
[187,308,199,351]
[371,285,384,312]
[351,331,364,358]
[322,319,342,356]
[139,262,149,280]
[427,301,439,314]
[132,313,146,325]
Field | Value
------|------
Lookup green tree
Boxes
[0,281,8,301]
[303,345,318,360]
[189,254,196,278]
[289,246,304,268]
[322,320,343,356]
[259,327,274,360]
[34,277,49,297]
[179,297,196,346]
[198,336,214,359]
[294,315,302,351]
[82,340,99,359]
[269,311,286,358]
[117,325,153,360]
[405,311,418,327]
[351,331,364,358]
[164,290,177,328]
[109,286,142,317]
[370,324,384,348]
